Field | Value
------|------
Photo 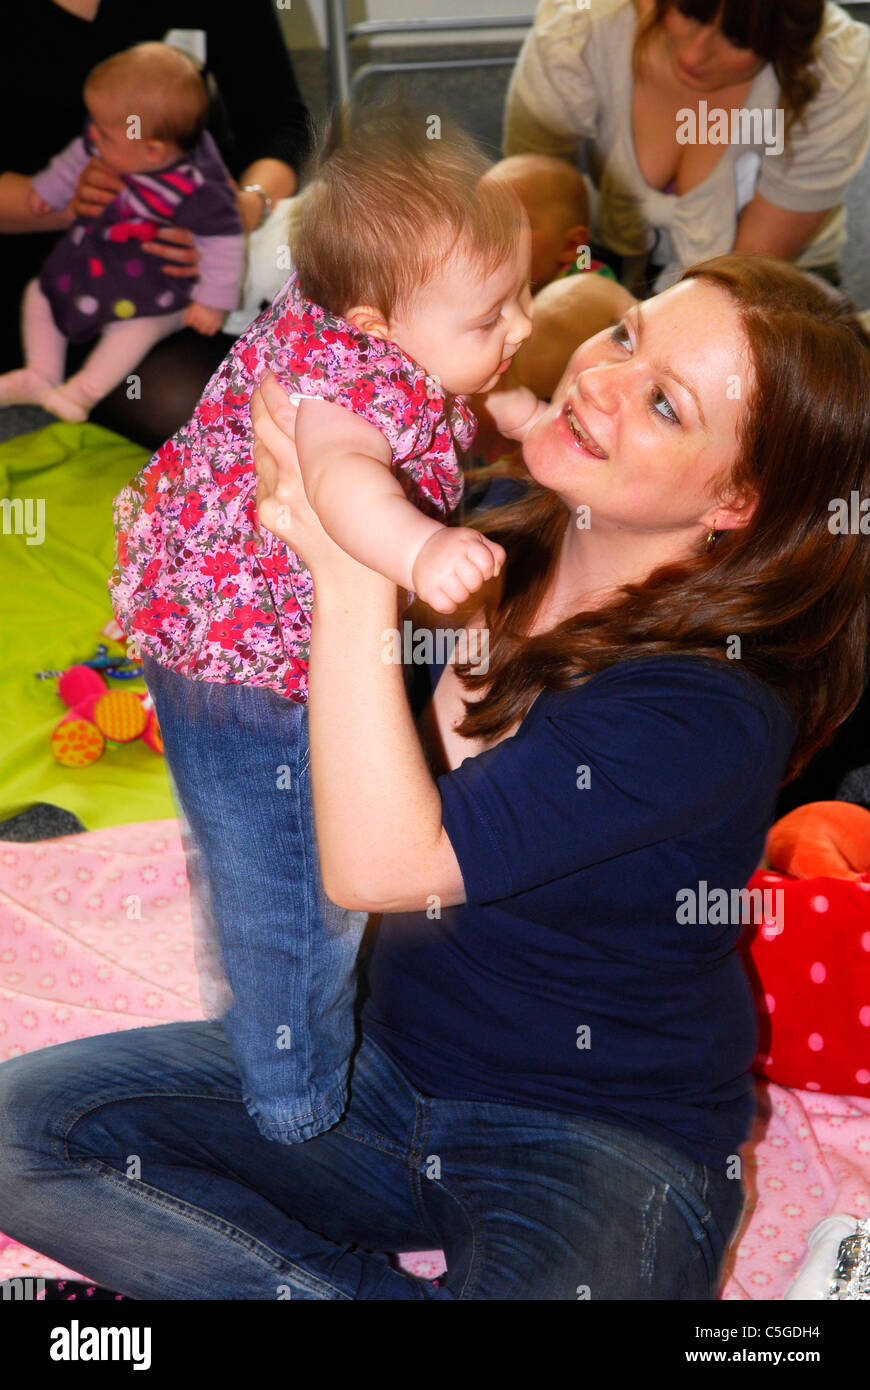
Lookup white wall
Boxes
[277,0,536,50]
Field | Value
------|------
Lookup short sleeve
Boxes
[503,0,601,158]
[757,12,870,213]
[438,659,793,905]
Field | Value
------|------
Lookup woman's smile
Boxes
[564,402,608,459]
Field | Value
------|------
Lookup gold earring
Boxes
[705,524,718,551]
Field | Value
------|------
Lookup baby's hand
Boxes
[185,302,225,336]
[483,384,546,442]
[28,188,54,216]
[411,527,506,614]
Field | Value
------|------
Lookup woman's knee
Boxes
[0,1042,84,1209]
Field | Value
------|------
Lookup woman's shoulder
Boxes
[532,0,635,43]
[549,653,797,749]
[811,3,870,97]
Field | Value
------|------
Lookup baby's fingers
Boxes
[478,537,506,576]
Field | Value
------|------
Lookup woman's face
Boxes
[521,279,753,546]
[661,4,766,89]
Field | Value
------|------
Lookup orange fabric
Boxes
[766,801,870,880]
[93,690,147,743]
[51,716,105,767]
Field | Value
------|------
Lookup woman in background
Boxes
[0,0,312,446]
[505,0,870,296]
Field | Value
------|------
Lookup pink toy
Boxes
[50,664,162,767]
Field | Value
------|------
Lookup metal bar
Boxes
[326,0,352,107]
[351,54,523,96]
[349,17,533,38]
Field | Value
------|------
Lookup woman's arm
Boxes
[205,2,312,192]
[733,194,832,261]
[234,158,298,234]
[253,375,467,913]
[0,172,71,232]
[502,0,598,160]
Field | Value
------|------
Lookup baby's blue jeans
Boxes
[141,655,368,1144]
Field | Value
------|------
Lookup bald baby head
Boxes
[487,155,590,288]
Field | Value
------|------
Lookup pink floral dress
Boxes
[110,274,475,702]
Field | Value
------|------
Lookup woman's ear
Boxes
[707,486,759,534]
[345,304,392,341]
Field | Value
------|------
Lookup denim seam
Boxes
[409,1094,431,1235]
[292,720,316,1099]
[409,1094,481,1299]
[54,1088,243,1161]
[334,1125,408,1164]
[84,1160,350,1299]
[571,1131,723,1291]
[245,1066,348,1137]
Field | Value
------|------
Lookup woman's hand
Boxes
[141,224,200,280]
[71,155,122,219]
[252,371,363,580]
[70,154,201,278]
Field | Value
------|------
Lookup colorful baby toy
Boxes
[39,635,163,768]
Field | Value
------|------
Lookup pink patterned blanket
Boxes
[2,821,868,1298]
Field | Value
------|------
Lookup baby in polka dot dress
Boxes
[0,42,244,422]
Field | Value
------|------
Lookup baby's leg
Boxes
[141,658,368,1145]
[0,279,65,407]
[43,310,188,422]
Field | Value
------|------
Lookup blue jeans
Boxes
[141,656,368,1143]
[0,1020,744,1299]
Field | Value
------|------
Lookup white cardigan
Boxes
[504,0,870,295]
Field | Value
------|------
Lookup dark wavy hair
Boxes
[456,255,870,782]
[634,0,826,139]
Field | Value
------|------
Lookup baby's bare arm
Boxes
[294,398,443,591]
[483,384,547,441]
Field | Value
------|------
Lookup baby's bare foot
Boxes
[41,384,90,423]
[0,367,53,407]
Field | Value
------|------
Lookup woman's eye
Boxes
[478,317,499,332]
[610,322,631,349]
[723,28,752,51]
[651,387,680,425]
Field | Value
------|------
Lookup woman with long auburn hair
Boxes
[504,0,870,296]
[0,256,868,1301]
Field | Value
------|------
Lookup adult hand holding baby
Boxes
[71,155,200,279]
[252,371,359,581]
[70,154,122,219]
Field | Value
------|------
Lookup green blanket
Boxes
[0,422,174,829]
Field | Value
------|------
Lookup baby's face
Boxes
[86,90,166,175]
[387,223,533,396]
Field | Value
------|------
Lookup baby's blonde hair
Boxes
[292,103,526,322]
[84,43,209,152]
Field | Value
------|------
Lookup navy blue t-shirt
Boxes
[363,641,797,1171]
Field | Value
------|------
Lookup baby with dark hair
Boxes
[0,42,244,421]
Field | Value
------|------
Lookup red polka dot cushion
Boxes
[739,869,870,1095]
